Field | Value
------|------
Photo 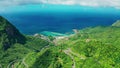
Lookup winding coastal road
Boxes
[7,59,18,68]
[6,44,50,68]
[21,45,50,68]
[22,58,28,68]
[0,64,2,68]
[64,48,86,68]
[64,48,76,68]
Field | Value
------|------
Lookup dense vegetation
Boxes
[57,26,120,68]
[0,16,26,50]
[0,16,120,68]
[0,16,49,68]
[112,20,120,27]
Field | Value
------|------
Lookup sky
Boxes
[0,0,120,8]
[0,0,120,14]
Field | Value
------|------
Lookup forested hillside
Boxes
[17,26,120,68]
[0,16,49,68]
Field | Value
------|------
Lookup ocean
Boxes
[1,4,120,35]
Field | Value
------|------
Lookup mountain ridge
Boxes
[0,16,26,50]
[112,20,120,27]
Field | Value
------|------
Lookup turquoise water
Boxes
[40,31,69,37]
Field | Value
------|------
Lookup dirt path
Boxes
[64,48,86,68]
[7,60,18,68]
[0,64,2,68]
[64,48,76,68]
[40,45,49,51]
[22,58,28,68]
[68,48,86,60]
[21,45,50,68]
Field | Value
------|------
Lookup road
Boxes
[22,58,28,68]
[64,48,76,68]
[21,45,50,68]
[7,59,18,68]
[0,64,2,68]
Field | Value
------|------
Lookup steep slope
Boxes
[112,20,120,27]
[0,16,26,50]
[14,46,73,68]
[0,16,49,68]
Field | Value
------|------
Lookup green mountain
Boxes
[112,20,120,27]
[0,16,120,68]
[0,16,26,50]
[0,16,49,68]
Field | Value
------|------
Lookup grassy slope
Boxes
[112,20,120,27]
[0,36,49,68]
[57,26,120,68]
[14,45,73,68]
[0,16,50,68]
[0,16,51,68]
[14,26,120,68]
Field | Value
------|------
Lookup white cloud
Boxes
[0,0,120,8]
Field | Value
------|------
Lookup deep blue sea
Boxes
[1,4,120,35]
